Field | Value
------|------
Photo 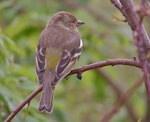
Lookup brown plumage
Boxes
[35,11,84,112]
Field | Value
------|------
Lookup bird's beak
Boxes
[76,20,84,27]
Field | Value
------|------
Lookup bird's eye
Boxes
[70,19,76,23]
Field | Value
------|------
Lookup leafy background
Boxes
[0,0,149,122]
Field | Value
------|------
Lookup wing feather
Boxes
[52,47,82,86]
[36,44,46,84]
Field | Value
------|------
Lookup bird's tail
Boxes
[39,71,55,113]
[39,85,54,112]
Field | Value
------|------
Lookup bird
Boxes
[35,11,84,113]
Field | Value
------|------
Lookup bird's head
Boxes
[50,11,84,30]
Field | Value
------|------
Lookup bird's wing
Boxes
[35,44,46,84]
[52,47,82,86]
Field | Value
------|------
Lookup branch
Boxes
[100,77,144,122]
[69,59,141,77]
[96,69,138,121]
[110,0,150,121]
[111,0,150,47]
[4,59,141,122]
[110,0,124,14]
[4,85,43,122]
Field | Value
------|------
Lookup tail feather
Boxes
[39,70,56,112]
[38,69,62,112]
[39,86,54,112]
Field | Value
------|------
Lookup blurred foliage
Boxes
[0,0,149,122]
